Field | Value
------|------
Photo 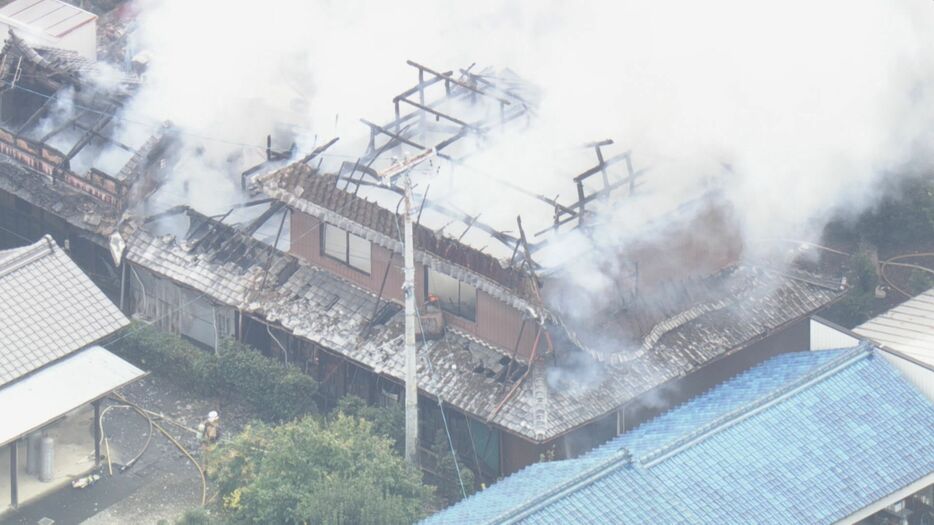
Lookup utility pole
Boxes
[375,148,435,467]
[403,172,418,465]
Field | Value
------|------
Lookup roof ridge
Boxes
[486,448,635,525]
[639,345,871,468]
[0,235,55,279]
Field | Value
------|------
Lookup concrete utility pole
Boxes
[375,148,435,467]
[402,172,418,465]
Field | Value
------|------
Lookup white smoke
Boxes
[118,0,934,277]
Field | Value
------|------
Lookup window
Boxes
[427,268,477,321]
[322,223,371,273]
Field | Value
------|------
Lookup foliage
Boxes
[848,252,878,294]
[854,176,934,252]
[109,322,318,422]
[207,415,433,525]
[822,252,880,327]
[174,508,218,525]
[332,395,404,453]
[825,175,934,252]
[214,339,318,421]
[430,429,476,504]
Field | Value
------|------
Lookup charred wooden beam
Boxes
[407,60,512,105]
[395,96,481,132]
[532,170,648,237]
[40,110,86,142]
[63,107,115,162]
[394,72,448,102]
[242,201,286,237]
[361,118,458,161]
[572,151,631,183]
[73,122,134,152]
[298,136,339,165]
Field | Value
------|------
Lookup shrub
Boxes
[109,322,317,422]
[174,508,218,525]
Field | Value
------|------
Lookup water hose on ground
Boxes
[112,392,208,507]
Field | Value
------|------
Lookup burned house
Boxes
[0,29,849,480]
[109,62,845,480]
[0,32,171,297]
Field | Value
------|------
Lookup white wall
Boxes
[879,350,934,402]
[809,318,860,351]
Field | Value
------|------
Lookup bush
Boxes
[109,322,318,422]
[215,339,318,422]
[174,508,218,525]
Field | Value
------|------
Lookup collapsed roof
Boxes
[121,207,841,441]
[0,32,171,238]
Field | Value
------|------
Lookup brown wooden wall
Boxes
[290,210,536,358]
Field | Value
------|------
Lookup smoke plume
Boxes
[114,0,934,318]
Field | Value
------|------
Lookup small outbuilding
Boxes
[0,235,144,513]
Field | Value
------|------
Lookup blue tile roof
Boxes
[424,345,934,525]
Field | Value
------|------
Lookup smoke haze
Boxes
[120,0,934,275]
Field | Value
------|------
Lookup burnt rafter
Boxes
[531,141,647,239]
[61,103,117,163]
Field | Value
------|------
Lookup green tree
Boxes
[208,415,432,525]
[430,429,475,504]
[331,395,404,453]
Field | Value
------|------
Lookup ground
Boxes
[1,375,253,525]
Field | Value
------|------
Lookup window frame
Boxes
[321,223,371,274]
[426,267,477,322]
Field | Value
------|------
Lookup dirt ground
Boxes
[2,374,254,525]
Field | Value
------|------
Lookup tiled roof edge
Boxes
[639,344,872,468]
[487,448,636,525]
[0,235,54,278]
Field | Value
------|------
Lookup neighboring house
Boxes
[0,235,144,513]
[0,0,97,60]
[424,342,934,525]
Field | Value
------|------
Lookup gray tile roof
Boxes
[122,209,842,441]
[0,235,129,386]
[0,158,119,238]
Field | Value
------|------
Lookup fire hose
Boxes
[110,393,208,507]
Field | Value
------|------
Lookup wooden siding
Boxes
[290,210,535,356]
